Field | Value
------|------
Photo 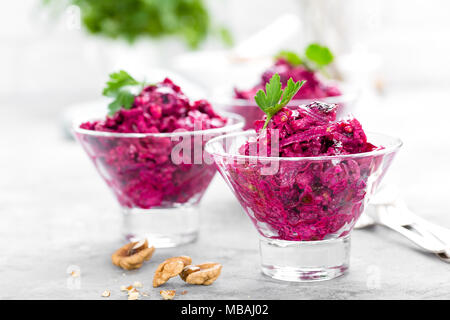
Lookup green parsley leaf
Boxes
[305,43,334,67]
[102,70,144,116]
[279,78,303,108]
[103,70,139,97]
[254,73,282,111]
[275,50,303,66]
[107,91,136,116]
[254,73,305,129]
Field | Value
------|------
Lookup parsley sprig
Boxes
[276,43,334,73]
[254,74,305,129]
[102,70,146,116]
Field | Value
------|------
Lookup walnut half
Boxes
[153,256,192,287]
[180,263,222,285]
[111,239,155,270]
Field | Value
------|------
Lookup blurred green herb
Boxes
[305,43,334,68]
[43,0,233,49]
[254,74,305,129]
[275,43,334,73]
[103,70,145,116]
[218,27,234,47]
[275,50,303,66]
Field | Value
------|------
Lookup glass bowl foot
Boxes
[259,235,350,282]
[122,205,199,248]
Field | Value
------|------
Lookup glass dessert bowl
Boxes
[74,113,243,247]
[207,72,402,281]
[210,70,401,281]
[206,130,401,281]
[73,74,244,248]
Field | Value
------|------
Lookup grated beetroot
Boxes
[234,58,341,101]
[81,78,226,133]
[223,102,381,241]
[77,78,227,209]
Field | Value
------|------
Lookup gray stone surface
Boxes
[1,91,450,300]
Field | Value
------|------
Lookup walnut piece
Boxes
[160,290,176,300]
[179,265,200,281]
[180,262,222,285]
[101,290,110,297]
[152,256,192,287]
[111,239,155,270]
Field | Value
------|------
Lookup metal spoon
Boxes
[356,186,450,262]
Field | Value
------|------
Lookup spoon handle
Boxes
[374,204,450,257]
[392,200,450,262]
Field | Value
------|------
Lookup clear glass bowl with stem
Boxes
[212,85,358,130]
[206,130,402,281]
[73,112,244,248]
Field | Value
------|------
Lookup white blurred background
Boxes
[2,0,450,99]
[1,0,449,215]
